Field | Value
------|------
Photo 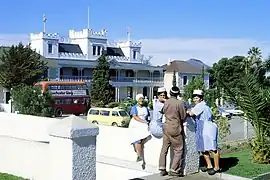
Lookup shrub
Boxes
[107,102,120,108]
[211,106,231,140]
[12,85,54,117]
[118,99,137,113]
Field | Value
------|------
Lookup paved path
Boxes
[224,116,254,141]
[133,173,220,180]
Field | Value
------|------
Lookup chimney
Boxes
[167,58,172,65]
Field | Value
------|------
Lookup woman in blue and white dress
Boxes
[149,87,167,139]
[129,94,151,162]
[187,90,220,176]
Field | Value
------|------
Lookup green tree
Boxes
[91,54,112,107]
[208,56,246,99]
[183,77,204,101]
[244,47,270,86]
[219,71,270,164]
[209,56,245,90]
[172,70,177,86]
[0,43,48,90]
[12,85,54,117]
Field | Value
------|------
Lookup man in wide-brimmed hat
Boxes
[158,86,186,177]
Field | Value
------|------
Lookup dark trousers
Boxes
[158,133,184,173]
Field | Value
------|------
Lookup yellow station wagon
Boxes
[87,107,130,127]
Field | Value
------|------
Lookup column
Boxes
[56,67,61,81]
[115,87,118,102]
[133,70,138,82]
[115,87,120,102]
[117,87,120,102]
[48,115,99,180]
[78,68,83,80]
[150,70,153,82]
[117,69,120,81]
[133,87,137,99]
[47,68,50,80]
[160,70,164,86]
[149,87,153,100]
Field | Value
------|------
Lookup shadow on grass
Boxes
[200,156,239,172]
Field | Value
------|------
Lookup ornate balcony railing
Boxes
[59,76,163,84]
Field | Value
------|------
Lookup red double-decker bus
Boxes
[36,81,90,117]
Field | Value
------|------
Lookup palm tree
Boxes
[240,47,262,74]
[218,71,270,164]
[241,47,270,86]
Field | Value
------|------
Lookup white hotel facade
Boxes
[29,28,164,102]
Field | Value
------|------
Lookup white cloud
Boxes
[0,34,29,46]
[1,34,270,67]
[141,38,270,66]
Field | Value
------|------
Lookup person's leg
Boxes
[202,151,213,169]
[212,150,220,171]
[158,133,170,176]
[169,134,184,177]
[133,140,143,162]
[202,150,221,176]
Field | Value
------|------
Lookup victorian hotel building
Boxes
[29,27,164,102]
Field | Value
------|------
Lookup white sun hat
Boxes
[193,89,203,96]
[157,87,166,92]
[135,94,144,101]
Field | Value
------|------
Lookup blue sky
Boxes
[1,0,270,65]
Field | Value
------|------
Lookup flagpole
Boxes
[43,14,47,33]
[87,6,90,29]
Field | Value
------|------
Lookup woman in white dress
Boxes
[187,90,220,175]
[129,94,151,162]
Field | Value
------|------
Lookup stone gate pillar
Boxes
[48,115,99,180]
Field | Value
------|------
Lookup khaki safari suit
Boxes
[159,96,186,173]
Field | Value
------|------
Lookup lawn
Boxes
[0,173,26,180]
[221,149,270,178]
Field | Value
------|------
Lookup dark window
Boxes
[97,46,101,55]
[93,46,96,55]
[112,111,119,116]
[48,44,53,54]
[100,110,110,116]
[89,109,99,115]
[183,76,188,85]
[133,51,136,59]
[192,76,196,81]
[119,111,128,117]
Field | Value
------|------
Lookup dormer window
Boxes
[93,46,96,55]
[97,46,101,55]
[48,44,53,54]
[132,51,137,59]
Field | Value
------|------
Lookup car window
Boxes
[100,110,110,116]
[112,111,119,116]
[119,111,128,117]
[89,109,99,115]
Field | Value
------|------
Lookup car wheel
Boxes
[55,108,63,117]
[92,120,99,125]
[112,122,118,127]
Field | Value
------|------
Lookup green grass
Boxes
[0,173,26,180]
[222,149,270,178]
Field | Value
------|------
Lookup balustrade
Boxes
[59,75,163,83]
